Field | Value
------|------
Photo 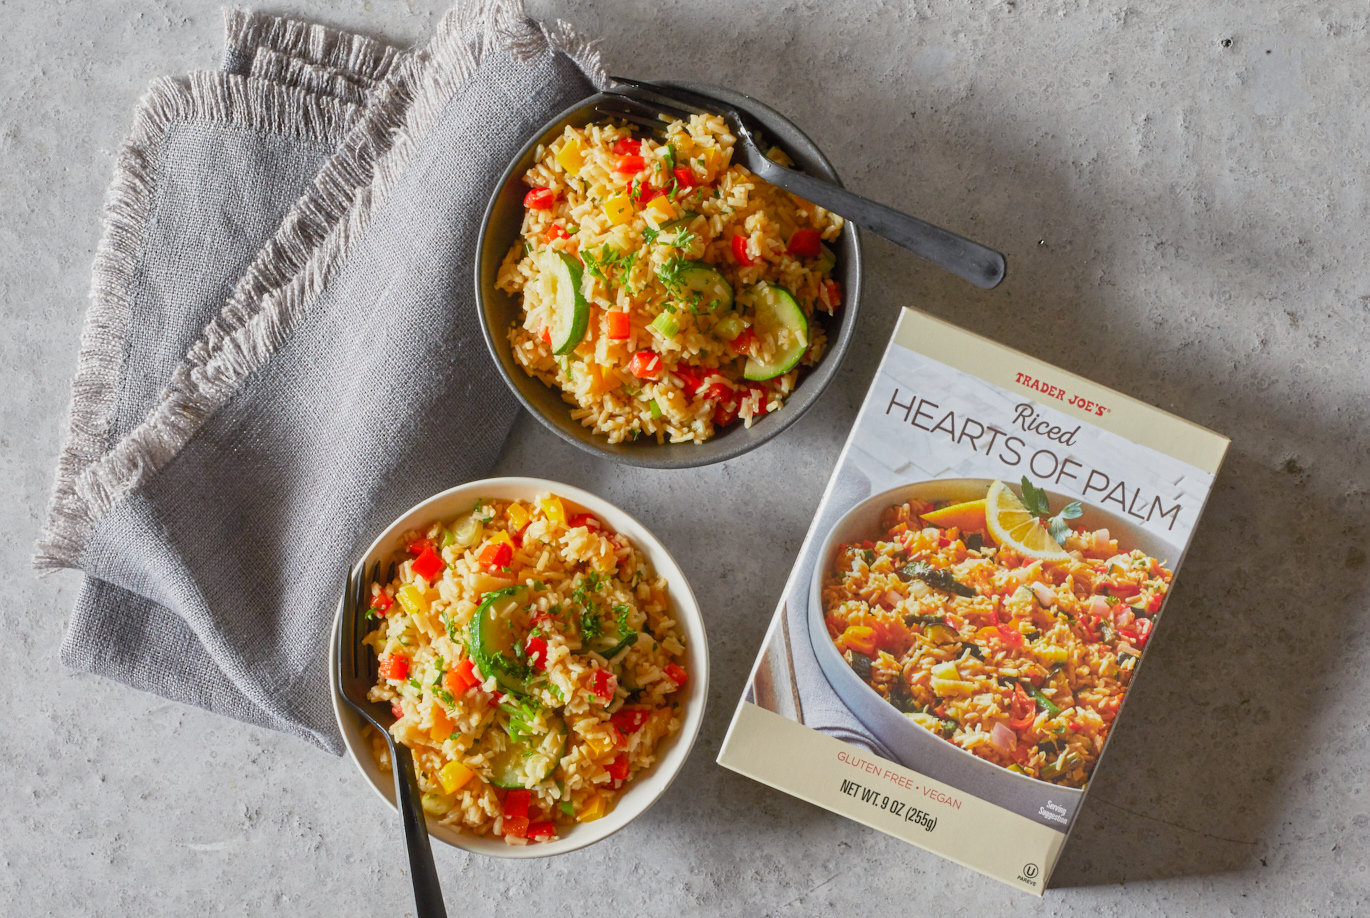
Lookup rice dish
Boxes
[364,494,689,843]
[821,481,1172,788]
[496,113,844,444]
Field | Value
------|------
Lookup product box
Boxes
[717,308,1228,894]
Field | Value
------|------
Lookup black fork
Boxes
[598,76,1006,290]
[337,562,448,918]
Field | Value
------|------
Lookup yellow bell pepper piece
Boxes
[437,761,474,794]
[837,624,877,657]
[644,195,676,226]
[700,146,726,173]
[506,501,530,532]
[586,362,617,397]
[490,529,514,549]
[556,136,585,174]
[577,794,608,823]
[539,495,566,527]
[396,584,429,617]
[583,729,616,757]
[603,194,633,226]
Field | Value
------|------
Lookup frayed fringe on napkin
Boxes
[35,0,606,573]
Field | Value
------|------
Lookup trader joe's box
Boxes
[717,308,1228,894]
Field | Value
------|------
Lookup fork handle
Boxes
[753,161,1006,289]
[390,741,449,918]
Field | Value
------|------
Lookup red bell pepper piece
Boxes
[606,753,630,782]
[503,815,529,839]
[663,663,688,687]
[672,365,705,399]
[713,398,739,427]
[1133,618,1154,647]
[821,279,842,310]
[728,327,756,354]
[611,137,641,156]
[568,512,600,530]
[526,820,557,841]
[411,547,445,582]
[628,350,663,380]
[610,708,648,735]
[369,590,394,614]
[614,153,646,175]
[1106,580,1141,598]
[705,381,739,426]
[997,623,1025,648]
[540,327,552,346]
[1145,593,1163,615]
[543,223,570,243]
[523,188,555,210]
[478,541,513,572]
[378,655,409,681]
[606,310,631,339]
[504,788,530,818]
[1007,684,1035,730]
[406,537,436,556]
[731,234,754,266]
[589,668,616,703]
[787,228,822,257]
[672,166,696,190]
[746,384,770,416]
[525,636,549,671]
[390,700,405,720]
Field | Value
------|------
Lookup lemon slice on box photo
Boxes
[984,480,1071,562]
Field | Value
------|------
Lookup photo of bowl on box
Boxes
[718,308,1228,895]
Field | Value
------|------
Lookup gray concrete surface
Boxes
[3,0,1368,915]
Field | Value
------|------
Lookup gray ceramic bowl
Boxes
[807,479,1181,830]
[475,84,863,468]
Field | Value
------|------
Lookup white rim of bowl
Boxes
[328,476,709,858]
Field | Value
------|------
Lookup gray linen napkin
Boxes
[36,1,606,754]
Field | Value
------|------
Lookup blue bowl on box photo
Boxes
[807,478,1182,830]
[475,84,863,469]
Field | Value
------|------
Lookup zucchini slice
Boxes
[469,585,531,695]
[661,259,733,312]
[742,283,809,381]
[487,712,569,789]
[537,249,588,355]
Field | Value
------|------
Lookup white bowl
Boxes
[807,478,1179,829]
[329,476,709,858]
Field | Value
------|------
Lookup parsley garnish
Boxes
[1019,477,1083,545]
[668,227,696,251]
[581,245,637,292]
[579,609,602,640]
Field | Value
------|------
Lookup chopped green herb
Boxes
[898,561,977,598]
